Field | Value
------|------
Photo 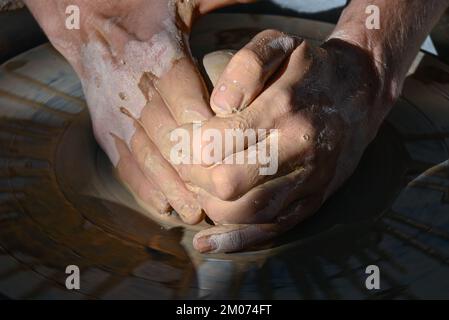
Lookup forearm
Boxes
[329,0,449,103]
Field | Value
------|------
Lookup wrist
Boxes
[325,32,400,110]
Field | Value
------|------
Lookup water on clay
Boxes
[1,14,449,299]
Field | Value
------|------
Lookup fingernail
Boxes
[195,236,216,253]
[213,83,243,114]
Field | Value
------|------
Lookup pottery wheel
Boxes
[1,14,449,299]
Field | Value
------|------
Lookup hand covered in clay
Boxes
[180,30,394,253]
[24,0,254,224]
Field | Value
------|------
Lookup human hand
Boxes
[178,30,392,252]
[24,0,254,223]
[184,0,449,252]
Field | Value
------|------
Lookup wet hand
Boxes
[25,0,254,224]
[179,30,391,252]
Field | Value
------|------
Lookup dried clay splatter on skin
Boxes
[194,224,268,253]
[267,35,297,53]
[80,6,184,166]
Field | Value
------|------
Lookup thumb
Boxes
[193,197,321,253]
[156,54,213,124]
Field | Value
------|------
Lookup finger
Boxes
[113,136,171,214]
[185,108,341,200]
[193,197,321,253]
[130,125,203,224]
[139,90,181,161]
[156,55,213,124]
[181,130,285,200]
[139,90,205,183]
[211,29,301,114]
